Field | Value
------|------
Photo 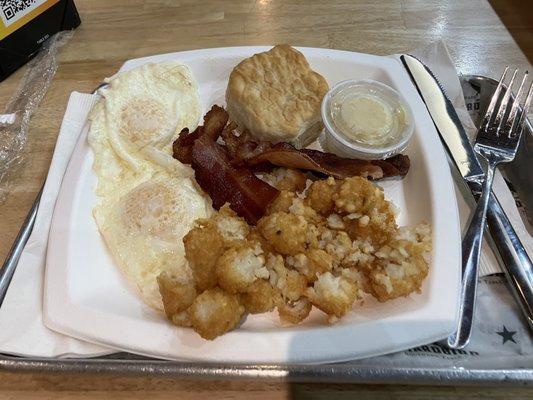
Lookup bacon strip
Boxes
[173,127,198,164]
[299,147,410,180]
[371,154,411,178]
[192,135,279,225]
[173,105,228,164]
[225,138,410,180]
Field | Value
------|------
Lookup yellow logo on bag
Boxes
[0,0,60,41]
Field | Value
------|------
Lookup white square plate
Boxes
[43,47,461,364]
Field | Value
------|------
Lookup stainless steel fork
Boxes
[448,68,533,349]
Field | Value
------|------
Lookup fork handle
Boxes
[448,159,498,349]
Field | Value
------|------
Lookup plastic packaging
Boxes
[0,30,73,202]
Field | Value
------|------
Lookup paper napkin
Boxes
[0,92,112,357]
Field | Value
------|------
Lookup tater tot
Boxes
[306,177,338,215]
[257,212,311,256]
[307,272,360,318]
[247,228,275,254]
[183,220,225,291]
[215,243,268,294]
[321,230,353,263]
[240,279,278,314]
[367,237,429,302]
[266,254,307,302]
[170,310,192,327]
[157,271,197,319]
[189,288,245,340]
[214,204,250,245]
[277,297,312,324]
[288,198,323,225]
[287,249,334,283]
[267,190,296,215]
[335,177,397,245]
[333,176,381,215]
[344,211,397,246]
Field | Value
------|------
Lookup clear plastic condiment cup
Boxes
[321,79,414,160]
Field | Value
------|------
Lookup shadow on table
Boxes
[489,0,533,62]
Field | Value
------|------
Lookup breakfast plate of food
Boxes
[43,45,461,363]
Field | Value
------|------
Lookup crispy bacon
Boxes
[221,127,270,162]
[371,154,411,178]
[173,105,228,164]
[202,105,229,140]
[223,133,410,180]
[299,147,410,180]
[173,127,198,164]
[191,135,279,225]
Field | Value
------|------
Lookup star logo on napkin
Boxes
[496,326,517,345]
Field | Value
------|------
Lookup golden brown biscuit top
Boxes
[226,45,329,141]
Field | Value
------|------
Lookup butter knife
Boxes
[400,55,533,335]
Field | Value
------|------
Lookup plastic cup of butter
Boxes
[321,79,414,160]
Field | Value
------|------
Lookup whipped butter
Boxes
[330,89,407,148]
[321,79,414,159]
[338,95,397,145]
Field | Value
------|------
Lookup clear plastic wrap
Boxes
[0,30,73,202]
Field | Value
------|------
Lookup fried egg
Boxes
[94,176,211,310]
[88,61,212,310]
[100,61,201,169]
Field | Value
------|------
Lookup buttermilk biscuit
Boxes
[226,45,329,148]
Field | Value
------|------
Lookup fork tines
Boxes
[479,67,532,141]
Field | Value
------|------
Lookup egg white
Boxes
[94,175,211,310]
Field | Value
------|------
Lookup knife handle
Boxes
[485,192,533,330]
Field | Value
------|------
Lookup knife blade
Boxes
[401,56,485,191]
[400,54,533,332]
